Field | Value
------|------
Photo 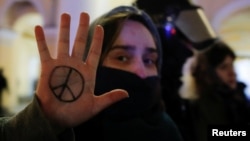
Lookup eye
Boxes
[143,50,158,68]
[143,58,157,66]
[117,56,129,62]
[218,63,229,70]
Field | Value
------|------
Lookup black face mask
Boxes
[95,66,163,120]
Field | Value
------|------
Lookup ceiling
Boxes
[218,7,250,57]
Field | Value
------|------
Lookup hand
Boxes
[34,12,128,127]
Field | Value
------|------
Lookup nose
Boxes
[229,67,236,77]
[130,60,147,78]
[227,67,237,85]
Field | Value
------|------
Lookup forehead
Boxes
[218,55,234,65]
[113,20,156,49]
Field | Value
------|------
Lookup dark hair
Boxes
[192,40,236,94]
[84,6,162,73]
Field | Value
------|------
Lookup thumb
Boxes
[93,89,129,114]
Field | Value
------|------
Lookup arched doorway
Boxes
[0,1,43,115]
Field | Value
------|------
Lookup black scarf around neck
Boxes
[74,67,182,141]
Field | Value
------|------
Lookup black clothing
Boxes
[74,67,183,141]
[189,82,250,141]
[0,72,7,95]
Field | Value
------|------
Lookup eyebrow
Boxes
[110,45,158,54]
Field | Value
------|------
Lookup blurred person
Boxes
[179,40,250,141]
[134,2,218,140]
[0,68,8,116]
[134,0,194,122]
[0,6,183,141]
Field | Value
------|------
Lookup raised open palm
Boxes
[35,12,128,127]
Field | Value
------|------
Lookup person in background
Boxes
[133,2,218,140]
[0,68,8,116]
[0,6,183,141]
[179,40,250,141]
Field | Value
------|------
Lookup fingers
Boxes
[72,12,90,59]
[58,13,71,58]
[85,25,104,69]
[93,89,129,114]
[35,25,51,63]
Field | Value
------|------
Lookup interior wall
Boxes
[1,0,250,113]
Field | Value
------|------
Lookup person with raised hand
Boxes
[72,6,183,141]
[35,12,128,127]
[0,12,128,141]
[0,6,183,141]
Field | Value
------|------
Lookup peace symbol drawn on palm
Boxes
[49,66,84,102]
